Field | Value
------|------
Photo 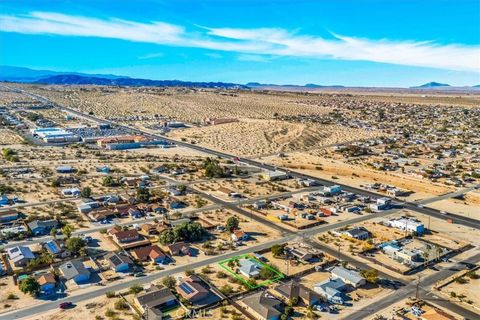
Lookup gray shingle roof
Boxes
[59,260,90,280]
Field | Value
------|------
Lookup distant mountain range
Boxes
[0,66,478,90]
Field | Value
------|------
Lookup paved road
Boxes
[347,252,480,320]
[419,186,476,205]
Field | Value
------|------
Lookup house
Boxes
[61,187,81,197]
[330,266,365,288]
[105,252,133,272]
[135,285,178,320]
[395,248,422,263]
[131,245,168,264]
[59,260,91,284]
[169,201,187,210]
[7,246,35,267]
[241,291,283,320]
[231,229,249,242]
[176,275,209,303]
[44,239,70,258]
[261,170,288,181]
[167,242,191,256]
[88,209,115,222]
[36,273,56,294]
[318,208,333,217]
[286,247,313,262]
[314,278,348,304]
[253,200,267,210]
[27,219,59,236]
[56,166,75,174]
[0,209,20,223]
[139,223,164,236]
[343,227,370,240]
[166,186,183,196]
[0,195,10,206]
[112,229,141,244]
[239,258,261,278]
[388,217,425,234]
[274,280,321,306]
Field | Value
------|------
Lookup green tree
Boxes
[225,216,240,233]
[62,225,73,238]
[19,277,40,296]
[360,269,379,284]
[259,264,279,280]
[50,228,57,238]
[136,187,151,202]
[129,284,143,294]
[271,244,285,258]
[66,237,86,255]
[162,276,176,289]
[80,187,92,198]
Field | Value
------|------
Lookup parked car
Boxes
[59,302,73,309]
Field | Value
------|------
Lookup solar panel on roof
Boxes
[179,283,194,294]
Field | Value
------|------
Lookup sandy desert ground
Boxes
[0,129,24,145]
[168,118,383,157]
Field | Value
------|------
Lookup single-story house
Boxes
[330,266,365,288]
[274,280,321,306]
[0,209,20,224]
[59,260,91,284]
[105,252,133,272]
[61,187,81,197]
[7,246,35,267]
[56,166,75,174]
[44,239,70,258]
[314,278,347,305]
[112,229,141,244]
[231,229,249,242]
[239,258,261,278]
[167,242,191,256]
[27,219,59,236]
[343,227,370,240]
[131,245,168,264]
[241,291,283,320]
[135,285,178,320]
[36,273,57,294]
[176,275,209,303]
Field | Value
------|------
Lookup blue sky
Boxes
[0,0,479,86]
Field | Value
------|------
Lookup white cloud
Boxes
[1,11,478,72]
[138,52,164,60]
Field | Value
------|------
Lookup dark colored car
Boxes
[59,302,73,309]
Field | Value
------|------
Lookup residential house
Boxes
[314,278,348,304]
[387,217,425,234]
[241,291,283,320]
[56,166,75,174]
[7,246,35,267]
[231,230,249,242]
[330,266,365,288]
[239,258,261,278]
[61,187,81,197]
[36,273,56,294]
[342,227,370,240]
[176,275,209,303]
[395,248,423,263]
[167,242,191,256]
[44,239,70,258]
[59,260,91,284]
[135,285,178,320]
[0,195,10,206]
[27,219,59,236]
[274,280,321,306]
[286,247,313,262]
[105,252,133,272]
[111,229,141,244]
[131,245,168,264]
[0,209,20,224]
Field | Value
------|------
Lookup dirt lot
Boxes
[427,191,480,221]
[0,277,38,314]
[442,273,480,309]
[27,295,138,320]
[169,119,382,157]
[0,129,24,145]
[261,152,455,201]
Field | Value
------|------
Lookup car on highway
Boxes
[417,204,424,208]
[59,302,73,309]
[440,210,447,215]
